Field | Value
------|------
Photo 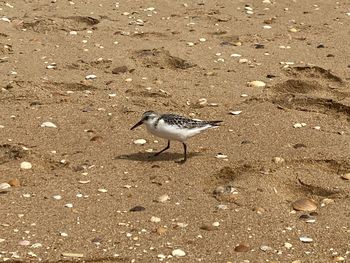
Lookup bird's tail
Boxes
[207,120,223,127]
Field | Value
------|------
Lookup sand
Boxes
[1,0,350,262]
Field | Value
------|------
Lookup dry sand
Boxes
[1,0,350,262]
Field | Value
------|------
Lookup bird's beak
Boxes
[130,119,144,130]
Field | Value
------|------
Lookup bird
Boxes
[130,111,222,163]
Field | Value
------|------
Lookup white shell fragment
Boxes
[248,81,266,88]
[229,111,242,115]
[172,249,186,257]
[0,183,11,193]
[299,236,313,243]
[85,74,97,80]
[133,139,147,145]
[20,161,32,170]
[41,122,57,128]
[215,154,228,159]
[156,194,170,203]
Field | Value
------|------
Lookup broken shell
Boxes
[41,121,57,128]
[133,139,147,145]
[247,80,266,88]
[20,161,32,170]
[85,74,97,80]
[292,198,317,211]
[229,111,242,115]
[0,183,11,193]
[299,236,313,243]
[341,173,350,180]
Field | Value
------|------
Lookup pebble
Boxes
[65,203,73,208]
[293,123,306,128]
[272,157,285,164]
[216,204,228,210]
[234,243,250,252]
[230,53,242,58]
[112,66,128,74]
[229,111,242,115]
[239,58,248,63]
[41,121,57,128]
[199,38,206,42]
[46,63,57,69]
[172,249,186,257]
[18,240,30,246]
[260,245,272,252]
[0,183,11,193]
[156,194,169,203]
[299,214,316,223]
[61,252,84,258]
[150,216,161,223]
[85,74,97,80]
[20,161,32,170]
[212,222,220,227]
[98,188,108,193]
[292,198,317,211]
[53,195,62,200]
[247,80,266,88]
[200,224,217,231]
[289,27,298,33]
[334,256,345,262]
[263,25,272,29]
[133,139,147,145]
[130,206,145,212]
[341,173,350,180]
[156,226,167,235]
[187,42,195,47]
[8,179,20,187]
[299,236,313,243]
[284,242,293,249]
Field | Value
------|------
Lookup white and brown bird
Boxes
[130,111,222,163]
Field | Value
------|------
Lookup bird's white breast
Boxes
[145,119,212,142]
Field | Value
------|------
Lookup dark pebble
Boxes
[130,205,146,212]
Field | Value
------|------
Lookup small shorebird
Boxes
[130,111,222,163]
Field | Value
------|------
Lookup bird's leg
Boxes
[154,140,170,156]
[176,143,187,164]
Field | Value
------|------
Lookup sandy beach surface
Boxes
[1,0,350,262]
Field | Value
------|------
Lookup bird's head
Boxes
[130,111,158,130]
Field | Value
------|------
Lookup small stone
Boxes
[299,236,313,243]
[172,249,186,257]
[46,63,57,69]
[41,121,57,128]
[234,243,250,252]
[0,183,11,193]
[60,232,68,237]
[18,240,30,246]
[112,66,128,74]
[187,42,195,46]
[98,189,108,193]
[333,256,345,262]
[85,74,97,80]
[253,207,265,214]
[260,245,272,252]
[156,194,169,203]
[341,173,350,180]
[284,242,293,249]
[133,139,146,145]
[289,27,298,33]
[263,25,272,29]
[272,157,285,164]
[292,198,317,211]
[200,224,217,231]
[53,195,62,200]
[216,204,228,210]
[20,161,32,170]
[321,198,334,205]
[239,58,248,63]
[199,38,206,42]
[156,227,167,235]
[230,53,242,58]
[8,179,20,187]
[229,111,242,115]
[65,203,73,208]
[248,80,266,88]
[91,237,103,245]
[61,252,84,258]
[130,205,145,212]
[212,222,220,227]
[299,214,316,223]
[150,216,161,223]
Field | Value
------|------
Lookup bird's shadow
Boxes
[115,152,201,163]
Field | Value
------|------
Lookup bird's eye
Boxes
[144,116,149,121]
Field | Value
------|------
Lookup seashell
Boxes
[292,198,317,211]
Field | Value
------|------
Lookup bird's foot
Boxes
[175,159,186,164]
